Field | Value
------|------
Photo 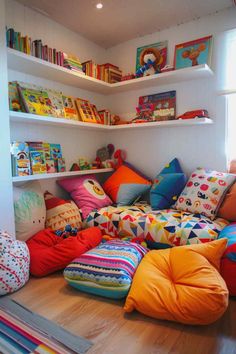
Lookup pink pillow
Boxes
[57,175,112,219]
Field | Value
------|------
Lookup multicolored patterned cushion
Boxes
[86,205,228,246]
[150,158,187,210]
[57,175,112,219]
[0,231,30,295]
[64,240,147,299]
[103,163,151,206]
[44,191,82,231]
[175,168,235,220]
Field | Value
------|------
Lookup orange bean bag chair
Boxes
[124,238,228,325]
[27,227,102,277]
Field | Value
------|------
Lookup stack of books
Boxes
[82,61,122,83]
[63,53,84,74]
[11,141,65,176]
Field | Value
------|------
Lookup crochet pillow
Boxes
[150,158,186,210]
[57,175,112,219]
[175,168,235,219]
[44,191,82,231]
[103,162,151,206]
[0,230,30,295]
[124,238,228,325]
[14,181,46,241]
[64,240,147,299]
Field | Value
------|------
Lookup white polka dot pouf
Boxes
[0,230,30,295]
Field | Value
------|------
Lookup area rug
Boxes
[0,297,92,354]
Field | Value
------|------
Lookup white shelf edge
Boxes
[9,111,213,130]
[218,89,236,96]
[12,168,114,183]
[7,48,213,94]
[10,111,110,131]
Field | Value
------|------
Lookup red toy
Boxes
[177,109,209,120]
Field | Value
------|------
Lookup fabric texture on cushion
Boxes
[175,168,235,219]
[0,230,30,295]
[86,205,228,246]
[64,240,147,299]
[14,181,46,241]
[124,238,228,325]
[57,175,112,219]
[218,182,236,221]
[218,223,236,295]
[26,227,102,277]
[44,191,82,231]
[103,163,151,206]
[150,158,187,210]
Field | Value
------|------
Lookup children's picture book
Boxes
[18,84,56,116]
[30,150,47,174]
[8,82,24,112]
[46,159,57,173]
[90,103,102,124]
[62,95,79,120]
[47,89,65,118]
[174,35,213,69]
[42,142,51,160]
[50,143,62,160]
[138,90,176,121]
[10,142,31,176]
[75,98,97,123]
[57,157,66,172]
[136,41,167,76]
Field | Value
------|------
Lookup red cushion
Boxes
[27,227,102,277]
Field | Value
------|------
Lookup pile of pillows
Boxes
[13,158,236,242]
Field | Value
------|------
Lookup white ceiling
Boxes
[15,0,234,48]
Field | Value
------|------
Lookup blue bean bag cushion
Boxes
[64,240,147,299]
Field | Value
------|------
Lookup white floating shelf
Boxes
[10,111,213,130]
[7,48,213,95]
[12,168,113,183]
[10,111,109,131]
[109,118,213,130]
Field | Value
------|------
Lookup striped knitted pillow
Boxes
[64,240,147,299]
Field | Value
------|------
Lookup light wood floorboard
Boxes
[10,273,236,354]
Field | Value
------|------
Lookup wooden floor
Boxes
[10,273,236,354]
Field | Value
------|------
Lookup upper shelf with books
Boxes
[12,168,114,183]
[10,111,213,130]
[7,48,214,95]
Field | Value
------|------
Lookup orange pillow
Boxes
[124,239,228,325]
[103,163,151,205]
[218,182,236,221]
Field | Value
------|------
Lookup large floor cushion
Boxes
[218,223,236,296]
[86,206,228,246]
[124,239,228,325]
[0,231,30,295]
[64,240,147,299]
[26,227,102,277]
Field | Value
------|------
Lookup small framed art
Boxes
[136,41,167,76]
[174,35,212,70]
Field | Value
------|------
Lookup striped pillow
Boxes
[64,240,147,299]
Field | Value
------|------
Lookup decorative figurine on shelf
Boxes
[55,224,78,238]
[70,163,80,171]
[114,149,126,168]
[78,158,91,170]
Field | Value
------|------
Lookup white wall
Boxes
[106,8,236,177]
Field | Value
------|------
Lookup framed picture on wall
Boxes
[136,41,168,76]
[174,35,213,70]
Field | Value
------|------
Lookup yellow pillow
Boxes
[124,238,228,325]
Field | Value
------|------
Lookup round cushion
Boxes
[124,238,228,325]
[26,227,102,277]
[218,223,236,295]
[0,230,30,295]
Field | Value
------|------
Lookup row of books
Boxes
[9,81,118,124]
[11,141,65,176]
[82,61,122,83]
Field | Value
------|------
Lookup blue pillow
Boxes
[150,158,186,210]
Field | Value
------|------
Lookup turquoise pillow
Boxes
[150,158,186,210]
